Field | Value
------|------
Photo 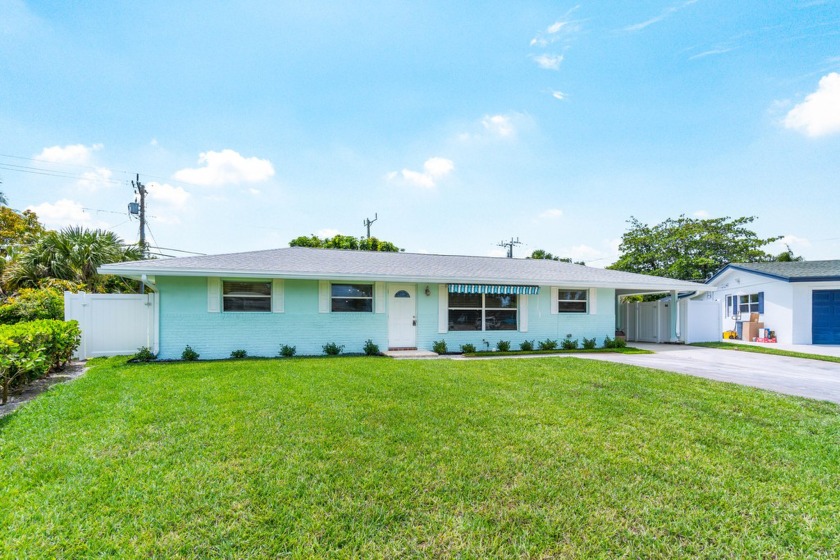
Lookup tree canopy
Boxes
[608,215,782,281]
[289,234,401,252]
[527,249,585,265]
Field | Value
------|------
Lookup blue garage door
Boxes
[813,290,840,344]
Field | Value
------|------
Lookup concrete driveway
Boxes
[576,344,840,405]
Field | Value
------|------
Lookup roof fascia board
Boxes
[707,265,791,284]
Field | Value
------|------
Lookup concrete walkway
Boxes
[576,344,840,405]
[728,340,840,357]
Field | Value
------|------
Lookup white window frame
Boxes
[222,280,272,312]
[557,289,588,314]
[331,283,374,313]
[447,293,518,332]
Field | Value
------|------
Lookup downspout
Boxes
[670,290,679,342]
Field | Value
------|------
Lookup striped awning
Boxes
[447,284,540,295]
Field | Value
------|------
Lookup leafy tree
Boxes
[773,245,804,262]
[609,215,781,281]
[3,227,143,293]
[0,208,46,292]
[290,234,400,252]
[528,249,585,265]
[0,191,6,206]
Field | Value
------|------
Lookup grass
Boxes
[463,346,652,357]
[1,357,839,558]
[692,341,840,364]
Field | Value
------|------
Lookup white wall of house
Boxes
[706,269,840,344]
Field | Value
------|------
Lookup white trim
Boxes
[207,277,220,313]
[589,288,597,315]
[271,279,285,313]
[375,281,385,314]
[519,294,528,332]
[318,280,329,313]
[550,287,559,315]
[438,284,448,333]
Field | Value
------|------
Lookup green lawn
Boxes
[1,357,839,558]
[692,341,840,364]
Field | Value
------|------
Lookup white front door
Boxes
[388,284,417,348]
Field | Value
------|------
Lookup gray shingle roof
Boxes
[100,247,708,291]
[722,260,840,281]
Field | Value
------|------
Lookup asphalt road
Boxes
[577,344,840,405]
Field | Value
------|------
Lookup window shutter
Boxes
[732,296,738,316]
[589,288,597,315]
[758,291,764,314]
[375,282,385,314]
[207,277,220,313]
[550,287,559,315]
[519,295,528,332]
[438,284,448,333]
[319,281,330,313]
[271,279,284,313]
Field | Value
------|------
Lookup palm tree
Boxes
[3,227,143,292]
[0,191,6,206]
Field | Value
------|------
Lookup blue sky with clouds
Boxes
[2,0,839,265]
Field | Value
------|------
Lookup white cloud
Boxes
[76,167,113,191]
[34,143,103,164]
[693,209,710,218]
[532,54,564,70]
[391,157,454,189]
[783,72,840,137]
[26,199,103,229]
[530,9,581,46]
[625,0,699,32]
[173,149,275,186]
[539,208,563,219]
[248,188,262,196]
[481,114,515,137]
[317,228,341,238]
[551,90,567,101]
[147,182,190,208]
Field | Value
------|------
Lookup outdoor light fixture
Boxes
[424,286,431,296]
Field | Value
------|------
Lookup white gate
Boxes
[623,298,720,344]
[64,292,158,359]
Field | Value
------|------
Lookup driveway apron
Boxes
[576,344,840,405]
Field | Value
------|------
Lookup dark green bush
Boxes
[562,335,579,350]
[132,346,156,362]
[181,345,199,361]
[460,343,476,353]
[519,339,534,351]
[363,339,380,356]
[230,349,247,359]
[322,342,344,356]
[432,340,447,354]
[537,339,558,351]
[582,337,597,350]
[279,344,296,358]
[496,340,511,352]
[0,287,64,325]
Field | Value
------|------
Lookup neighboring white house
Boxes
[705,261,840,345]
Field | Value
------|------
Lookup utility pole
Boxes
[498,237,522,258]
[131,174,148,258]
[363,213,378,239]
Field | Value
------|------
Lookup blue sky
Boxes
[2,0,839,265]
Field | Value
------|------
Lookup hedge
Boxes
[0,320,81,405]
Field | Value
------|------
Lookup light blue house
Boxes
[100,247,706,358]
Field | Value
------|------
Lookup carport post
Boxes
[670,290,679,342]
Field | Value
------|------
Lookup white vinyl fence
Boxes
[622,299,720,344]
[64,292,158,359]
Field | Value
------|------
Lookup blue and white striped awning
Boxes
[448,284,540,295]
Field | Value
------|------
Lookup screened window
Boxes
[332,283,373,312]
[223,281,271,312]
[448,293,517,331]
[557,289,588,313]
[739,293,760,314]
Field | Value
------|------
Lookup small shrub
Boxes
[363,339,380,356]
[279,344,296,358]
[603,336,614,348]
[496,340,511,352]
[230,349,247,359]
[582,337,597,350]
[614,336,627,348]
[322,342,344,356]
[181,345,199,361]
[562,335,579,350]
[132,346,156,362]
[432,340,447,354]
[537,338,558,351]
[519,339,534,351]
[460,343,476,353]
